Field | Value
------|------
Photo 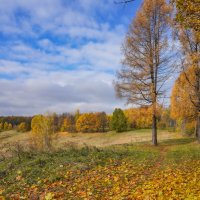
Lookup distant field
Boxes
[0,129,182,150]
[55,129,184,148]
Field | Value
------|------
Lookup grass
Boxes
[0,130,199,199]
[0,129,182,149]
[0,144,159,198]
[52,129,182,148]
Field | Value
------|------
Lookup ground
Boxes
[0,130,199,199]
[0,129,181,148]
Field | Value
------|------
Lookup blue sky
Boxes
[0,0,144,115]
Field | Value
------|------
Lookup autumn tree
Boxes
[8,123,12,130]
[52,113,59,132]
[124,105,166,129]
[3,122,9,130]
[0,123,3,131]
[124,107,152,129]
[31,114,55,150]
[172,0,200,34]
[61,116,76,133]
[158,107,174,130]
[96,112,109,132]
[111,108,127,132]
[115,0,173,145]
[17,122,27,132]
[173,4,200,141]
[171,67,197,134]
[76,113,99,133]
[75,109,81,122]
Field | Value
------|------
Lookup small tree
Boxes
[8,123,13,130]
[31,114,55,150]
[3,122,9,130]
[111,108,127,132]
[0,123,3,131]
[75,109,81,122]
[171,67,197,135]
[96,112,109,132]
[17,122,27,132]
[61,116,75,133]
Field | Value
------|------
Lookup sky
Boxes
[0,0,144,116]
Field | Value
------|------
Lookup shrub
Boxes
[17,122,27,132]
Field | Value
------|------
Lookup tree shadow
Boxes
[160,137,196,146]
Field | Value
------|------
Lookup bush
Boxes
[111,108,127,132]
[17,122,27,132]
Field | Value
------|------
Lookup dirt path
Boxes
[139,146,169,184]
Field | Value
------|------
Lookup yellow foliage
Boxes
[171,67,197,121]
[124,105,163,129]
[17,122,26,132]
[61,117,73,132]
[31,114,55,150]
[76,113,100,133]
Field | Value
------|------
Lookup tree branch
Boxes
[114,0,135,4]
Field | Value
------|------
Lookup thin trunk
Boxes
[152,113,157,146]
[196,73,200,142]
[195,120,198,138]
[152,101,157,146]
[181,119,186,135]
[197,113,200,143]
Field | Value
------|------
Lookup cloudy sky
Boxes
[0,0,144,116]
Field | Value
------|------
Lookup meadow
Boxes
[0,129,181,149]
[0,130,199,199]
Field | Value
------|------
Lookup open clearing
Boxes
[0,130,199,199]
[0,129,182,148]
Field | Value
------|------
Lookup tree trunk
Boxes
[181,119,186,135]
[197,113,200,143]
[195,121,197,137]
[152,112,157,146]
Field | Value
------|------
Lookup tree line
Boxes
[0,106,177,134]
[0,116,32,132]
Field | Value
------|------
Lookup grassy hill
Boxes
[0,130,199,199]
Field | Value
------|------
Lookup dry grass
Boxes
[55,129,182,147]
[0,129,182,152]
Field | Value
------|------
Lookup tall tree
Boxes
[176,30,200,141]
[173,0,200,142]
[115,0,173,145]
[171,67,197,134]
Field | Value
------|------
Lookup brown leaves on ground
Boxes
[7,159,200,200]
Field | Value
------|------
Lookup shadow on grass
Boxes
[160,137,196,146]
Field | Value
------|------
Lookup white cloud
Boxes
[0,0,132,115]
[0,70,126,115]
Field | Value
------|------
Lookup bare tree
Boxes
[115,0,173,145]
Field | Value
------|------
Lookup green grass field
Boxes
[0,130,199,199]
